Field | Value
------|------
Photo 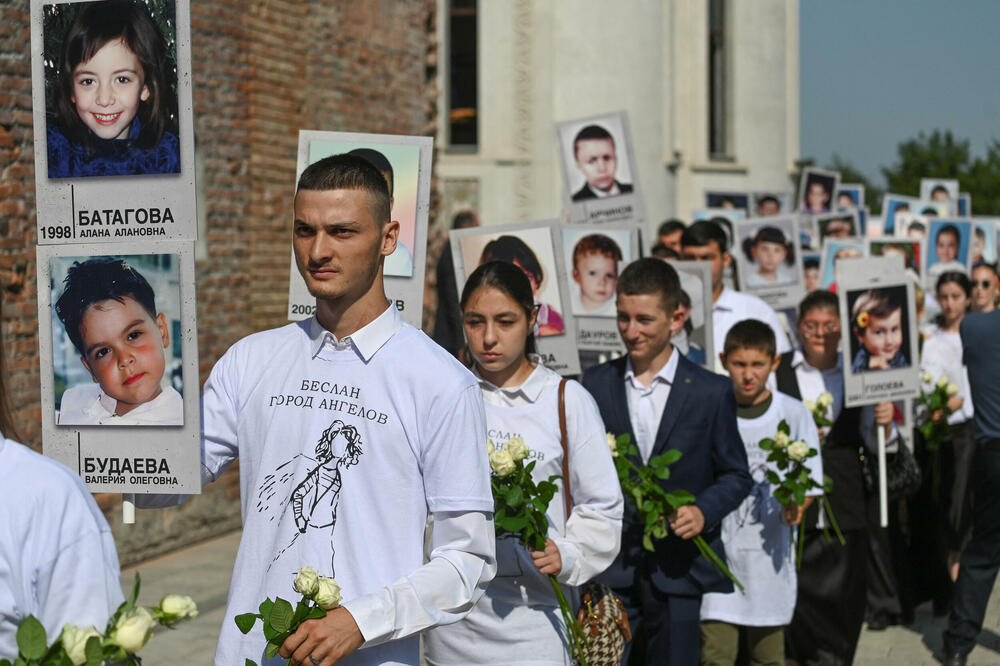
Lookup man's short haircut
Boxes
[723,319,776,358]
[932,184,949,196]
[803,257,820,270]
[757,195,779,208]
[346,148,394,197]
[296,154,391,224]
[908,221,926,233]
[573,234,623,267]
[650,243,680,260]
[937,224,961,244]
[682,219,729,253]
[798,289,838,320]
[451,210,479,230]
[657,219,686,237]
[616,258,681,314]
[573,124,615,157]
[55,257,158,356]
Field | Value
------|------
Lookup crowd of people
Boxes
[4,153,1000,666]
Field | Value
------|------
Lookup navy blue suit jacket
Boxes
[582,353,751,596]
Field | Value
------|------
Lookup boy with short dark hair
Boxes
[54,257,181,426]
[681,220,791,372]
[570,124,633,201]
[582,257,751,665]
[699,319,822,666]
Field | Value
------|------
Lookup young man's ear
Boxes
[156,312,170,349]
[770,353,782,374]
[718,352,728,371]
[722,250,733,269]
[669,306,686,336]
[529,304,539,332]
[380,219,400,257]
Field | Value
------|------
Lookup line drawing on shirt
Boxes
[255,419,364,573]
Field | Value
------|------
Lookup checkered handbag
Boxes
[557,380,632,666]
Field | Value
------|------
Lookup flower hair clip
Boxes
[855,311,869,329]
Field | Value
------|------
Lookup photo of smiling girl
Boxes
[45,0,180,178]
[848,286,910,373]
[51,255,183,426]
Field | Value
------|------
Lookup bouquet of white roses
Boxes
[800,392,845,547]
[488,437,589,665]
[607,433,744,593]
[916,371,960,494]
[235,566,342,665]
[759,419,830,567]
[0,575,197,666]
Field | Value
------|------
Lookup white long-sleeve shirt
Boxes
[140,305,496,666]
[0,438,123,660]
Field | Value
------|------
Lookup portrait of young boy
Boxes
[566,231,625,317]
[565,123,633,202]
[52,255,183,426]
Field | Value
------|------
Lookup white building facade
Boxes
[435,0,800,239]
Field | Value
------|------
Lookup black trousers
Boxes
[617,575,702,666]
[944,444,1000,655]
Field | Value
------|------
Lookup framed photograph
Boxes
[868,237,925,283]
[31,0,198,244]
[37,241,201,493]
[958,192,972,217]
[817,210,859,242]
[286,130,433,329]
[452,220,580,375]
[562,226,637,352]
[818,238,867,291]
[733,216,804,309]
[920,178,960,213]
[704,191,750,214]
[802,253,821,293]
[972,218,998,266]
[893,212,931,241]
[838,256,919,407]
[837,184,865,211]
[858,207,870,237]
[670,261,714,370]
[926,219,973,287]
[797,167,841,215]
[799,214,820,252]
[750,191,794,217]
[555,111,644,226]
[880,194,918,236]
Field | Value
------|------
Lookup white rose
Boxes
[774,431,791,449]
[946,383,959,397]
[160,594,198,620]
[489,449,516,477]
[61,625,101,666]
[921,372,933,384]
[487,438,495,455]
[817,392,834,409]
[108,606,156,654]
[293,566,320,598]
[607,433,618,457]
[506,436,529,462]
[314,576,342,610]
[937,373,950,388]
[788,441,810,462]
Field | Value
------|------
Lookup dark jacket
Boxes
[582,353,751,596]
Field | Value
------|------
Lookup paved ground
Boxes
[127,529,1000,665]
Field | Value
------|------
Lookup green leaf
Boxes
[269,597,294,633]
[765,470,780,485]
[258,597,274,617]
[84,636,103,666]
[129,573,141,607]
[506,485,523,507]
[16,616,46,660]
[642,533,655,552]
[246,660,259,666]
[667,489,695,506]
[265,640,281,659]
[235,613,258,634]
[655,449,683,466]
[307,606,327,620]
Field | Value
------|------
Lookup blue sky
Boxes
[800,1,1000,187]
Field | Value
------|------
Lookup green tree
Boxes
[828,154,883,212]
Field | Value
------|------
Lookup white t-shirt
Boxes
[0,438,123,660]
[57,383,183,426]
[921,327,974,425]
[200,305,494,666]
[712,287,792,371]
[424,364,622,666]
[700,392,823,626]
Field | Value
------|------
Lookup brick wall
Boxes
[0,0,439,566]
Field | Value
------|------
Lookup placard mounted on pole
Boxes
[286,130,433,329]
[30,0,198,245]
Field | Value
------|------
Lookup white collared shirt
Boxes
[712,286,792,373]
[475,355,549,408]
[591,181,622,198]
[624,347,680,463]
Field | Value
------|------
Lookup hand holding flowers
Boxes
[0,575,197,666]
[235,566,342,665]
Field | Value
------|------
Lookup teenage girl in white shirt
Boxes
[424,261,623,665]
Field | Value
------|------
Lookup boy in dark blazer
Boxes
[582,258,751,665]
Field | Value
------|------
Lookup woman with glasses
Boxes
[775,290,899,665]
